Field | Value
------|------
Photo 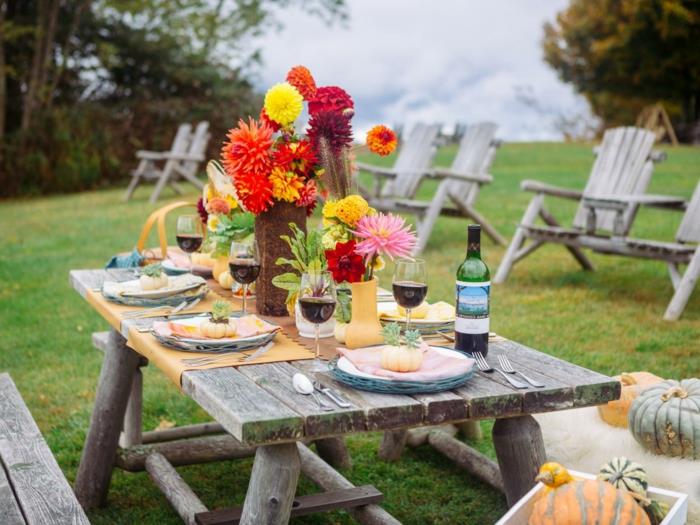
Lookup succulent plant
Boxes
[404,329,421,350]
[143,263,163,278]
[381,323,401,347]
[210,300,232,323]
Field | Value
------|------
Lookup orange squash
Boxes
[529,478,650,525]
[597,372,663,428]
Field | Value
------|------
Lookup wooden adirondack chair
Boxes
[563,182,700,320]
[494,126,666,284]
[355,123,441,200]
[124,121,210,203]
[372,122,504,253]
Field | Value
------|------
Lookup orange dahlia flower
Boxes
[286,65,317,100]
[366,125,398,156]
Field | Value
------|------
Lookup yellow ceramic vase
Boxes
[344,278,384,349]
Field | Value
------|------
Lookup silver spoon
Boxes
[292,373,332,411]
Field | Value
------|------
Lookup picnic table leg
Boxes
[314,437,352,469]
[74,329,142,509]
[378,430,408,462]
[492,415,546,507]
[240,443,300,525]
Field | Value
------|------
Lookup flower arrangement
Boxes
[321,194,417,283]
[199,161,254,257]
[220,65,397,217]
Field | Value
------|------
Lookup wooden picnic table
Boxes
[69,268,620,524]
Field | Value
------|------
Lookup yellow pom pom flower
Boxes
[264,82,303,127]
[270,168,305,202]
[207,215,219,232]
[335,195,370,227]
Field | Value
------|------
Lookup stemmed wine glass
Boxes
[392,258,427,331]
[229,239,261,315]
[299,271,336,359]
[176,215,204,267]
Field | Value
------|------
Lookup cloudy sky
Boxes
[249,0,592,141]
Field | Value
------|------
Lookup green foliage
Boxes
[211,300,231,322]
[0,0,347,196]
[274,223,328,305]
[209,213,255,256]
[543,0,700,127]
[404,329,421,350]
[382,323,401,347]
[335,285,351,323]
[142,263,163,277]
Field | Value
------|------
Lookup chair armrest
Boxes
[583,194,686,210]
[520,180,583,200]
[429,168,493,184]
[162,153,205,162]
[355,162,399,179]
[136,150,167,160]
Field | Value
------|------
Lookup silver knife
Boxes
[314,381,351,408]
[241,341,274,363]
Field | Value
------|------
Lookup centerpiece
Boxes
[220,65,405,316]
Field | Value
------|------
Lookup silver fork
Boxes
[498,354,545,388]
[181,352,251,367]
[472,352,528,389]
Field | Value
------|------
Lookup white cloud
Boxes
[247,0,591,141]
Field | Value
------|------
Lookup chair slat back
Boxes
[573,126,657,233]
[677,181,700,244]
[170,123,193,155]
[382,123,440,198]
[445,122,499,204]
[179,121,210,176]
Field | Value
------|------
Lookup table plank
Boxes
[492,339,620,407]
[410,392,469,425]
[0,459,25,525]
[0,374,90,525]
[453,374,523,419]
[237,362,366,437]
[181,368,304,444]
[293,361,425,431]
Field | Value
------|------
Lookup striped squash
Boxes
[528,479,650,525]
[598,457,648,497]
[628,378,700,459]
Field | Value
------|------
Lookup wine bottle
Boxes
[455,224,490,355]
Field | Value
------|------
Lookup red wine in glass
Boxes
[229,258,261,285]
[176,234,203,254]
[392,281,428,309]
[299,297,336,324]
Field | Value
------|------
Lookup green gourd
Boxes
[628,378,700,459]
[598,457,648,496]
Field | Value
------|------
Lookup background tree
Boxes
[0,0,346,196]
[543,0,700,139]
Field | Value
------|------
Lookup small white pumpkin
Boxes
[381,345,423,373]
[139,264,168,290]
[334,322,348,344]
[200,301,237,339]
[218,270,234,289]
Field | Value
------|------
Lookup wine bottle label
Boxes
[455,280,490,334]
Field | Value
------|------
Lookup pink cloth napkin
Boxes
[167,252,210,274]
[153,315,278,340]
[337,344,474,381]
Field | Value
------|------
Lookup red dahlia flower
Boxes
[296,179,318,216]
[308,86,354,116]
[273,139,318,177]
[307,110,353,155]
[196,197,209,224]
[325,240,365,283]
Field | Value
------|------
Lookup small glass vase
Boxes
[344,278,384,349]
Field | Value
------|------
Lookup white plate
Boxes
[377,301,455,325]
[337,346,469,381]
[162,315,278,347]
[115,275,206,299]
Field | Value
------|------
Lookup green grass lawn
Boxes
[1,141,698,524]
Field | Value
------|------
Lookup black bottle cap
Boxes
[468,224,481,245]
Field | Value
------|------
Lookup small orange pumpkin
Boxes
[529,478,650,525]
[598,372,663,428]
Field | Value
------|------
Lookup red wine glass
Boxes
[392,258,427,331]
[299,271,336,359]
[229,239,260,315]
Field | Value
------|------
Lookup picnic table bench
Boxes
[69,268,620,524]
[0,373,90,525]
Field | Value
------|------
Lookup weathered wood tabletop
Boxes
[69,268,620,524]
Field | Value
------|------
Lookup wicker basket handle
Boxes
[136,201,197,259]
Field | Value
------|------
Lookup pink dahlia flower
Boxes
[353,213,416,260]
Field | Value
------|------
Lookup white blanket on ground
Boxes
[535,407,700,522]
